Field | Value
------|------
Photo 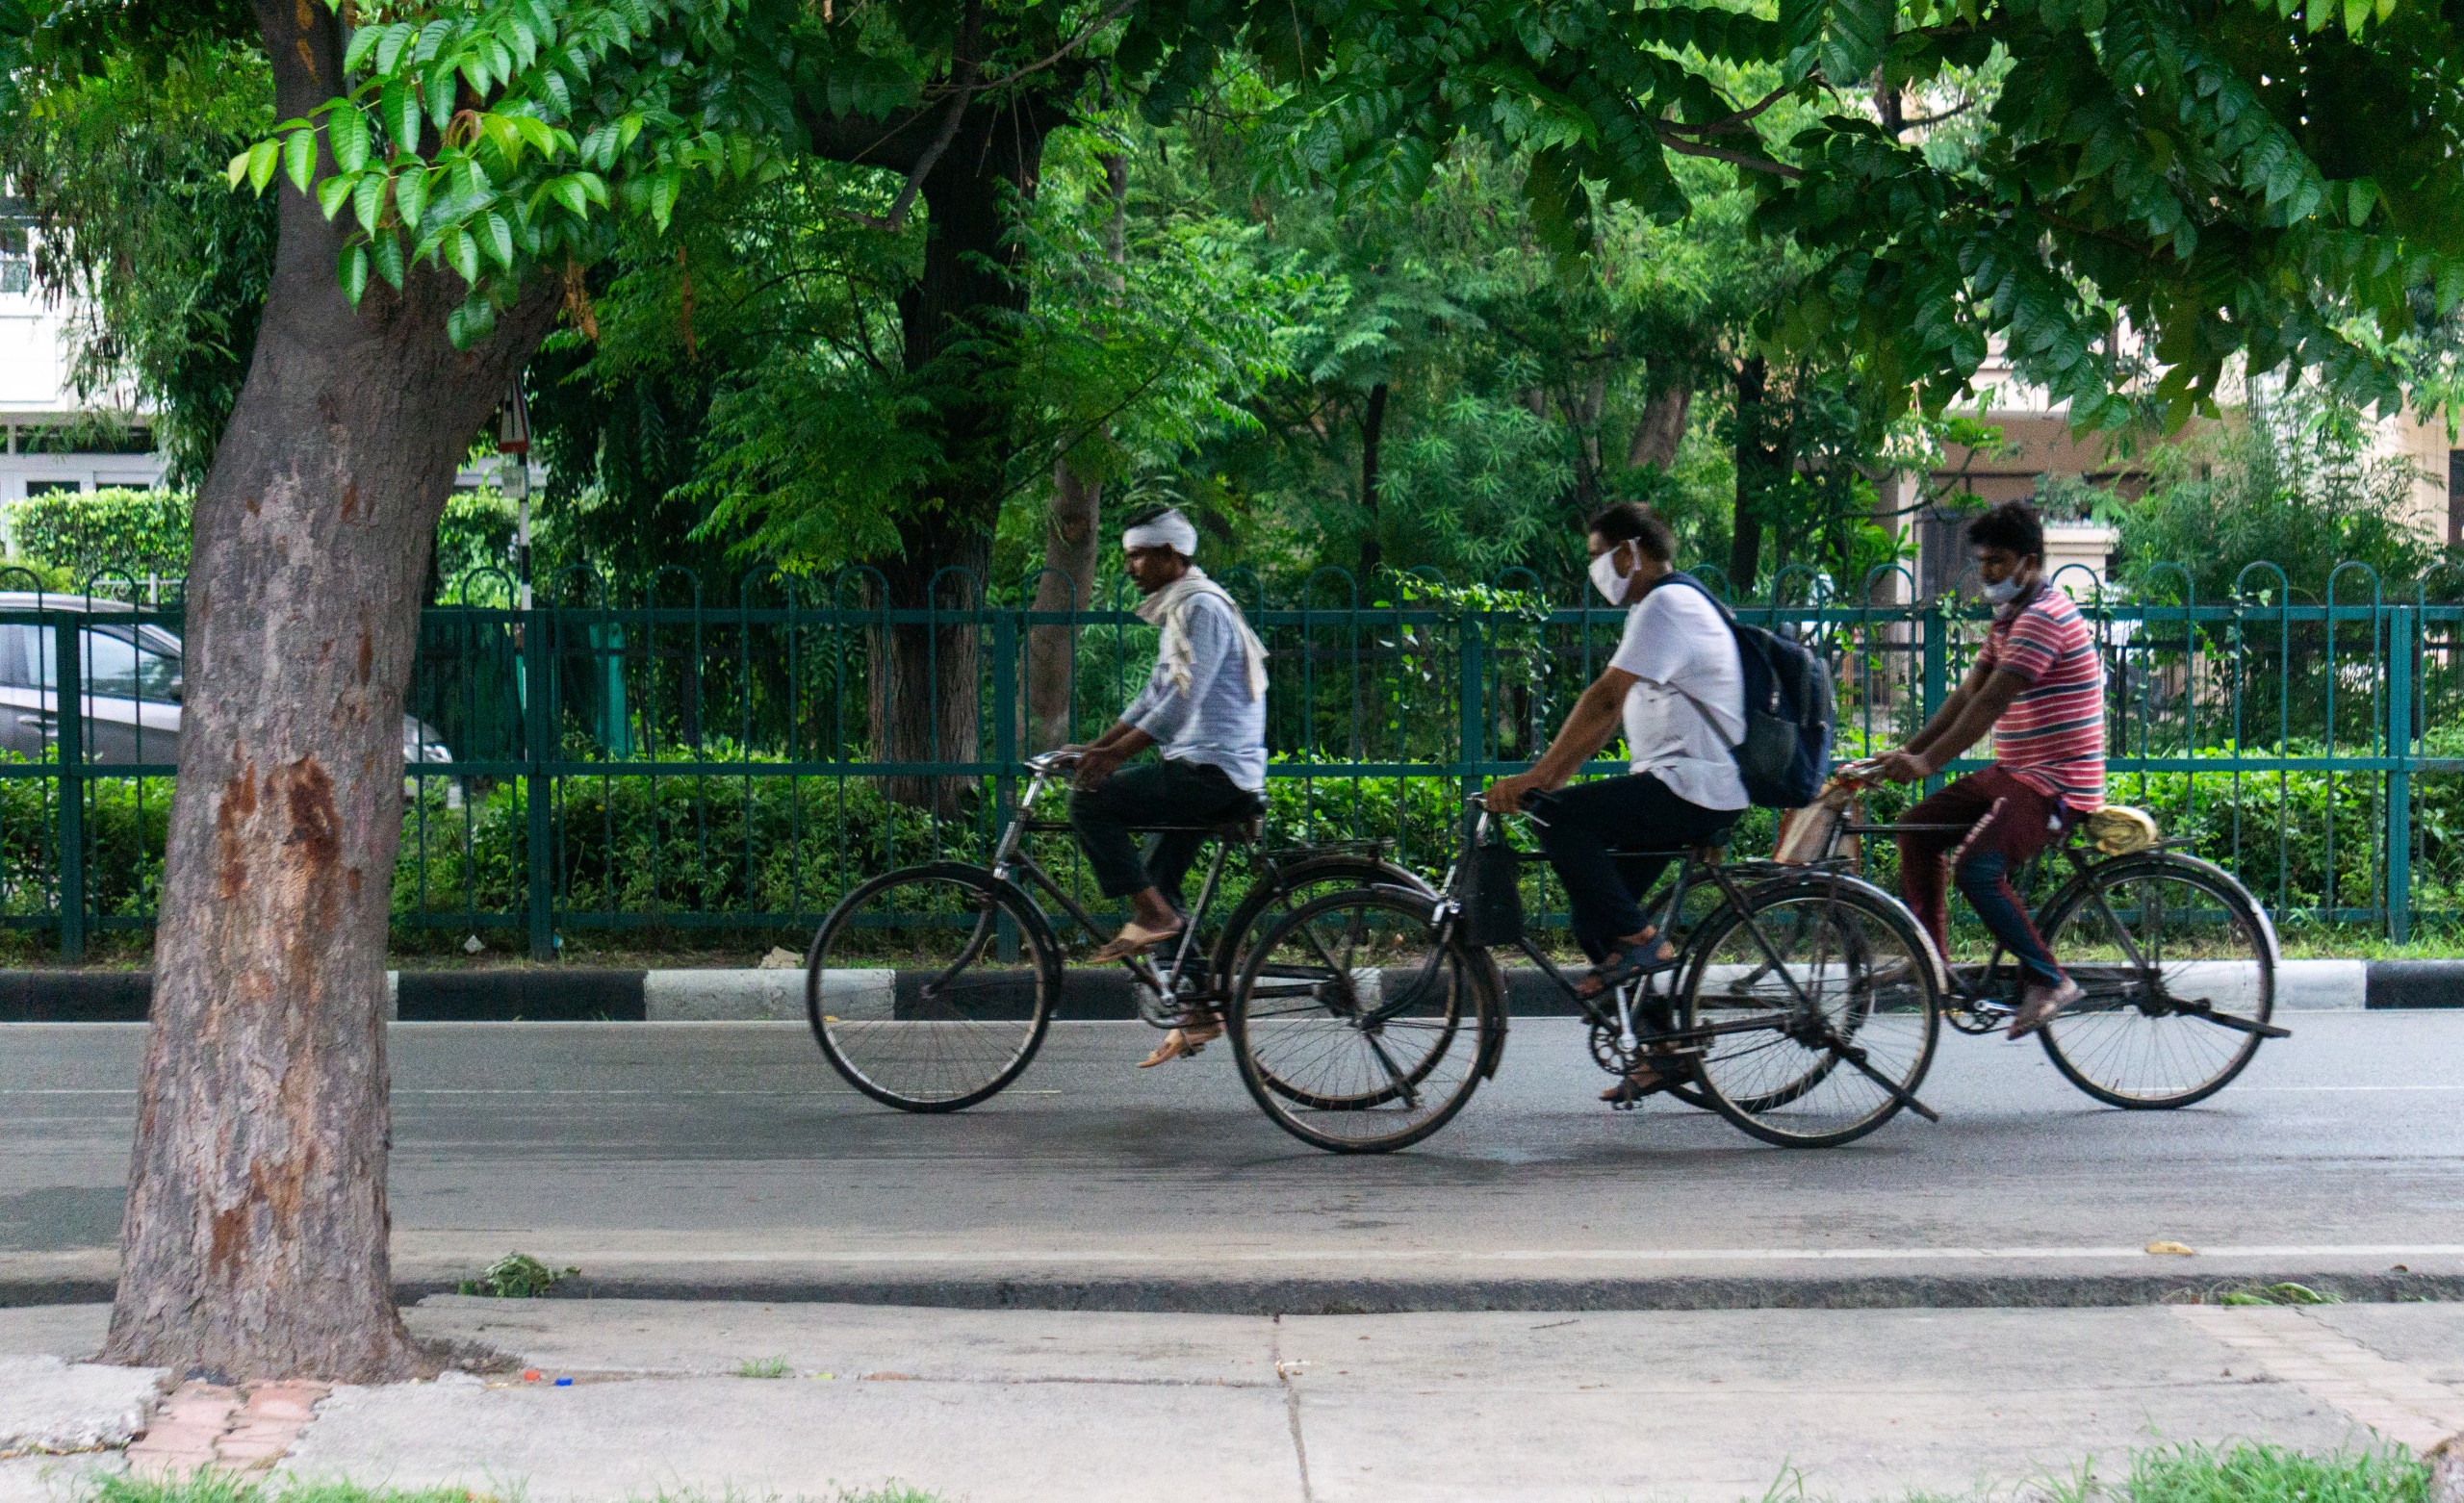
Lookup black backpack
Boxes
[1641,573,1834,809]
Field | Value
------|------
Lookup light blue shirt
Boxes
[1122,592,1268,791]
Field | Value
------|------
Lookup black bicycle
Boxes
[805,751,1432,1110]
[1224,796,1947,1153]
[1814,788,2287,1108]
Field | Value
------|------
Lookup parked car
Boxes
[0,594,454,781]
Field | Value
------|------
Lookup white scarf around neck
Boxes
[1135,566,1268,701]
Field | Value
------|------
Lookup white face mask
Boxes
[1588,545,1632,606]
[1981,567,2033,606]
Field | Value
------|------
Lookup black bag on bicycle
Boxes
[1457,833,1526,947]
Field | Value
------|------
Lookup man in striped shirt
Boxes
[1872,500,2106,1037]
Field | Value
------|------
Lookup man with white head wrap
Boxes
[1061,506,1269,1061]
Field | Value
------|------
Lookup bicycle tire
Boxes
[2033,853,2275,1109]
[1228,887,1500,1154]
[1680,879,1941,1148]
[806,862,1060,1112]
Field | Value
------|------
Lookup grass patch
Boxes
[455,1252,578,1298]
[2118,1440,2431,1503]
[732,1356,793,1379]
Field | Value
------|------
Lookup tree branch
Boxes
[1656,130,1804,178]
[1657,85,1794,140]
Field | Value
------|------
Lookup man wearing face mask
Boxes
[1868,499,2106,1038]
[1484,504,1746,1078]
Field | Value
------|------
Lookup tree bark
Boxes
[1358,381,1388,583]
[103,0,557,1382]
[1729,356,1769,598]
[1028,457,1101,751]
[1026,152,1125,752]
[1627,385,1692,471]
[869,98,1052,805]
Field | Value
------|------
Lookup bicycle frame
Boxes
[977,757,1245,1017]
[1418,805,1943,1122]
[1826,814,2288,1041]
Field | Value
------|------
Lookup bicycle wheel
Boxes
[1228,887,1499,1154]
[2034,853,2275,1108]
[806,863,1059,1112]
[1681,880,1940,1148]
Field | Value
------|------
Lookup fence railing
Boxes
[10,557,2464,959]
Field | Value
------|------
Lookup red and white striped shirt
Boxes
[1978,583,2106,811]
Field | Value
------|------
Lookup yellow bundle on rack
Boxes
[2084,804,2161,855]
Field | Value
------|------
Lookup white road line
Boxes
[2239,1085,2464,1092]
[506,1243,2464,1267]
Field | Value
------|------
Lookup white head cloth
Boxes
[1121,509,1199,556]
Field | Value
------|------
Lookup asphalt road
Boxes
[4,1011,2461,1306]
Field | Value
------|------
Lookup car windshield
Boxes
[31,624,183,703]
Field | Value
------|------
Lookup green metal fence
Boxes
[12,557,2464,959]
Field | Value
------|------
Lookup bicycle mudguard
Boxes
[1696,869,1955,997]
[806,860,1066,1014]
[2032,851,2283,976]
[1208,853,1436,982]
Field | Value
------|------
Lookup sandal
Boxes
[1137,1019,1223,1068]
[1573,937,1680,999]
[1091,920,1186,964]
[1601,1058,1673,1109]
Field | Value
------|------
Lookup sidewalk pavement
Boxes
[4,1297,2462,1503]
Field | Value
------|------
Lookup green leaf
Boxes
[395,168,430,233]
[353,171,387,235]
[242,139,279,195]
[341,242,370,305]
[315,172,354,219]
[449,228,481,285]
[549,175,588,218]
[481,210,515,267]
[283,128,318,195]
[375,22,417,75]
[384,80,422,156]
[330,106,371,173]
[372,234,406,291]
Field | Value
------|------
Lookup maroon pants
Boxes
[1896,766,2073,985]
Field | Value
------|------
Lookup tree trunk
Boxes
[875,100,1051,805]
[103,0,557,1382]
[1729,356,1769,598]
[1028,457,1100,751]
[1359,381,1388,584]
[1570,369,1607,512]
[1628,385,1692,471]
[1025,152,1124,752]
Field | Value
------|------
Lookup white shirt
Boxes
[1606,579,1748,811]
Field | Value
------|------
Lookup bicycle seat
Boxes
[1130,789,1269,843]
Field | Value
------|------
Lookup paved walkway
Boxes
[4,1297,2462,1503]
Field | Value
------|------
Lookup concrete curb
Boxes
[8,1269,2462,1314]
[0,956,2445,1022]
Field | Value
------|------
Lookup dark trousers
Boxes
[1068,758,1252,902]
[1896,766,2074,985]
[1532,774,1739,959]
